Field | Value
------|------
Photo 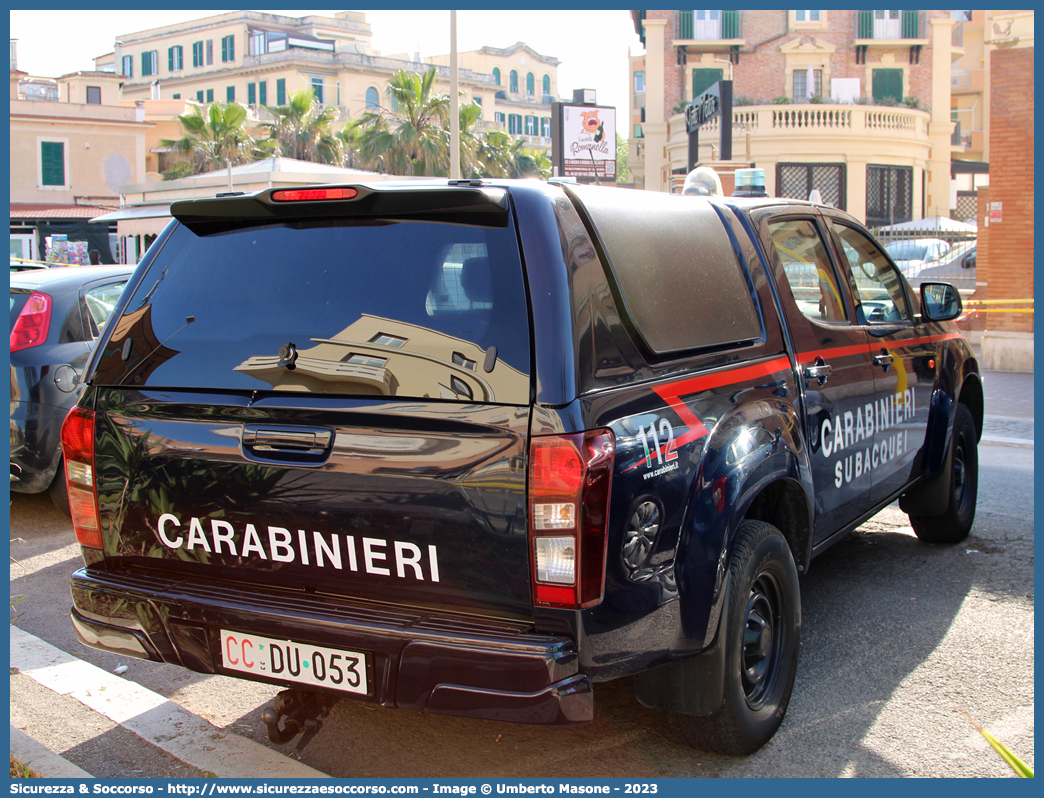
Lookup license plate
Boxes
[220,630,368,695]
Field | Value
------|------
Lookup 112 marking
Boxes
[637,418,678,469]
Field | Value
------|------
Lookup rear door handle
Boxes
[804,357,832,386]
[873,353,894,372]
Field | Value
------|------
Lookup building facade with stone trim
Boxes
[628,9,958,227]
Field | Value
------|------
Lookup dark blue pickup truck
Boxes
[64,179,981,755]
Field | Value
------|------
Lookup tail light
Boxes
[529,430,614,609]
[271,187,357,201]
[10,291,52,352]
[61,407,101,550]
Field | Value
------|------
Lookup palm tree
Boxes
[356,69,451,176]
[474,130,550,179]
[336,119,369,170]
[262,89,343,164]
[159,102,259,179]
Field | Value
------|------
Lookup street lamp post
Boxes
[450,11,460,179]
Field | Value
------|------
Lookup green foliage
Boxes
[902,95,921,109]
[772,95,793,105]
[262,90,343,164]
[808,94,825,104]
[355,69,453,176]
[733,96,759,106]
[965,711,1034,777]
[876,95,900,107]
[159,102,261,178]
[671,99,689,115]
[615,133,630,183]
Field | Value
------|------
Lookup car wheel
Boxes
[909,403,978,544]
[49,458,72,517]
[668,520,801,755]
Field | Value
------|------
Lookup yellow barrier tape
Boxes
[964,299,1035,305]
[963,309,1035,314]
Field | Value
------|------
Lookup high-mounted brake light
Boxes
[61,407,101,550]
[271,188,358,202]
[10,291,52,352]
[529,430,614,609]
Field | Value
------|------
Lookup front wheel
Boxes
[909,403,978,544]
[669,520,801,755]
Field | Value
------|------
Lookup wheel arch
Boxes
[958,371,984,442]
[742,478,813,575]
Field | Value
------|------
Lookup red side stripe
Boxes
[652,356,792,447]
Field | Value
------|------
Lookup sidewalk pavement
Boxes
[10,626,327,779]
[979,367,1034,448]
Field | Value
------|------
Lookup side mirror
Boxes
[920,282,962,322]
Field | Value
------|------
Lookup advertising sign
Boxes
[560,104,616,180]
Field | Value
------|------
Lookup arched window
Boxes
[365,86,379,109]
[526,72,534,95]
[542,74,551,97]
[509,70,518,94]
[492,67,501,86]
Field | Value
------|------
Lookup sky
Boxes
[8,9,644,117]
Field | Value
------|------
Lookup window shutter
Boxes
[248,82,256,104]
[901,10,919,39]
[722,10,739,39]
[692,68,724,98]
[168,48,173,71]
[40,141,64,186]
[141,52,149,76]
[259,81,267,105]
[221,37,227,62]
[858,10,873,38]
[277,78,286,105]
[678,11,693,39]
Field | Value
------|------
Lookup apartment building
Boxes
[10,47,150,261]
[428,42,560,148]
[93,11,556,142]
[629,9,958,226]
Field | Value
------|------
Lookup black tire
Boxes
[49,458,72,518]
[909,403,978,544]
[669,520,801,755]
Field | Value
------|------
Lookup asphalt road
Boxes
[9,442,1034,778]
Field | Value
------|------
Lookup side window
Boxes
[768,219,848,323]
[834,225,912,324]
[83,282,128,338]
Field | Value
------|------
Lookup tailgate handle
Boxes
[242,427,332,452]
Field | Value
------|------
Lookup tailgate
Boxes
[92,389,532,616]
[83,185,536,618]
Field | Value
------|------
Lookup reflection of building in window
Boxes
[369,333,406,348]
[343,353,387,367]
[449,376,473,400]
[452,352,476,371]
[234,314,528,403]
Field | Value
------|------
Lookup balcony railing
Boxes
[668,102,929,145]
[674,10,741,40]
[241,49,494,86]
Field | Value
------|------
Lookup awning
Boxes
[10,203,116,220]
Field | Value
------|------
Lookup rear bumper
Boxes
[70,567,592,725]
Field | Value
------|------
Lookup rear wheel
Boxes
[49,458,72,517]
[909,403,977,544]
[668,520,800,755]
